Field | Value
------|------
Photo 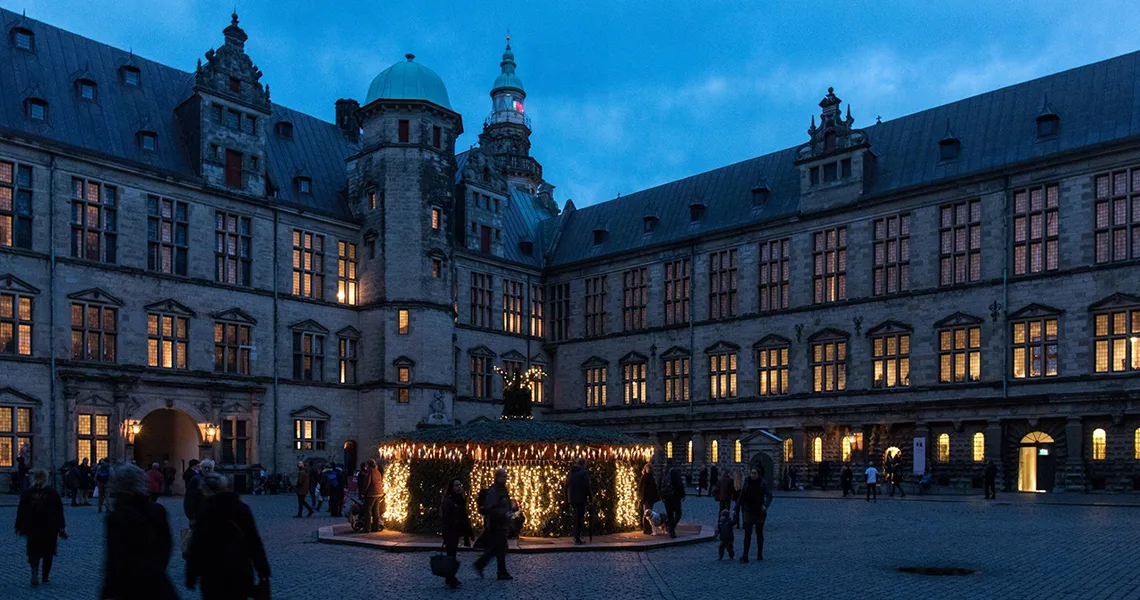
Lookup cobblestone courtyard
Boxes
[3,492,1139,599]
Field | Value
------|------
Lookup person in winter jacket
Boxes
[360,460,384,532]
[698,466,709,497]
[15,469,66,587]
[716,471,735,515]
[76,458,93,505]
[330,463,346,517]
[183,458,214,523]
[733,466,773,562]
[294,462,314,518]
[62,461,80,506]
[185,474,271,600]
[716,509,735,560]
[94,458,112,512]
[473,468,514,580]
[100,464,178,600]
[637,462,660,534]
[663,465,686,538]
[440,478,474,588]
[565,458,591,545]
[146,462,164,501]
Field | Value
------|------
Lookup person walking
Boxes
[162,461,176,496]
[440,479,474,589]
[100,464,178,600]
[865,463,880,502]
[15,469,66,587]
[473,468,513,580]
[76,458,93,505]
[697,466,709,497]
[186,474,271,600]
[182,459,200,493]
[330,463,346,518]
[709,465,719,498]
[94,458,112,512]
[818,460,832,491]
[637,462,660,534]
[983,459,998,499]
[715,509,735,560]
[840,464,854,497]
[360,460,384,532]
[733,465,773,563]
[565,457,591,545]
[294,462,314,518]
[318,463,334,513]
[663,463,686,538]
[183,458,214,523]
[308,462,321,509]
[888,460,907,498]
[716,470,734,515]
[63,461,80,506]
[146,462,164,502]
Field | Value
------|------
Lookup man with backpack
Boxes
[473,468,514,580]
[564,458,591,545]
[329,463,346,518]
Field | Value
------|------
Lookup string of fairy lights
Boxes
[493,365,546,390]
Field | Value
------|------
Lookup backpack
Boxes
[326,471,339,488]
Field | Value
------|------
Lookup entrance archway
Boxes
[1018,431,1055,492]
[133,408,201,495]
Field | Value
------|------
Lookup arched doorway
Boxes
[749,451,775,483]
[884,446,902,462]
[133,408,201,495]
[1018,431,1055,492]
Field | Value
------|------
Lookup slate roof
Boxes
[547,50,1140,266]
[0,8,355,221]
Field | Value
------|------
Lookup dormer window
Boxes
[519,241,534,256]
[275,121,294,139]
[592,228,608,245]
[137,131,157,151]
[120,65,140,87]
[25,98,47,121]
[751,186,770,207]
[1036,113,1060,138]
[689,203,706,222]
[939,137,961,161]
[12,28,33,51]
[76,79,97,101]
[295,177,312,194]
[823,162,838,182]
[643,215,659,233]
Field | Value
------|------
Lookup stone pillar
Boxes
[985,420,1003,490]
[691,431,705,479]
[111,390,129,461]
[1062,417,1085,492]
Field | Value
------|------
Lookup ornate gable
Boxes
[467,345,496,358]
[865,320,913,337]
[1009,303,1064,320]
[211,307,257,324]
[796,87,869,162]
[1089,293,1140,311]
[529,352,548,364]
[808,327,850,342]
[67,288,123,306]
[75,393,113,407]
[659,346,690,359]
[619,351,648,364]
[392,356,416,367]
[145,299,195,316]
[0,387,40,406]
[934,312,985,328]
[195,12,270,112]
[0,274,40,295]
[501,350,527,362]
[336,326,361,339]
[289,319,329,334]
[581,356,609,368]
[754,334,791,348]
[289,405,330,419]
[704,340,741,354]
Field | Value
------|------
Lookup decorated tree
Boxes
[494,365,544,419]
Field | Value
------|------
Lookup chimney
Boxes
[335,98,361,143]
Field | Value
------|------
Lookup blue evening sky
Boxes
[9,0,1140,207]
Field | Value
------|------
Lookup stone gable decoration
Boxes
[797,87,868,162]
[0,274,40,295]
[144,299,195,316]
[67,288,124,306]
[196,12,271,112]
[0,387,40,406]
[211,307,257,324]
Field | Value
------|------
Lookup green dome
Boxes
[492,43,525,94]
[365,54,452,110]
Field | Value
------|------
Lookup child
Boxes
[716,509,735,560]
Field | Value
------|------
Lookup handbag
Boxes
[430,544,459,578]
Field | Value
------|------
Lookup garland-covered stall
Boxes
[377,419,654,537]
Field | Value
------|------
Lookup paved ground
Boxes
[2,491,1139,600]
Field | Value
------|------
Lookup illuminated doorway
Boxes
[1018,431,1055,492]
[133,408,202,495]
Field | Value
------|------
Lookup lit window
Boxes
[1134,428,1140,460]
[293,418,326,451]
[1093,167,1140,263]
[871,328,910,388]
[146,196,188,275]
[938,321,982,383]
[687,440,693,463]
[973,432,985,462]
[529,284,543,338]
[710,440,719,464]
[502,279,524,334]
[291,331,325,381]
[621,361,646,405]
[758,238,790,311]
[665,441,673,459]
[147,312,188,369]
[1013,184,1059,275]
[398,388,410,403]
[939,200,982,285]
[1092,428,1107,461]
[398,309,409,335]
[0,160,35,249]
[368,190,377,210]
[76,413,109,465]
[663,355,689,402]
[812,437,822,462]
[708,351,737,400]
[585,364,607,407]
[812,227,846,303]
[584,275,607,337]
[872,213,910,295]
[0,293,33,356]
[708,249,738,319]
[663,258,691,325]
[291,229,325,299]
[622,267,648,331]
[70,178,118,263]
[213,320,251,374]
[885,446,901,460]
[431,207,441,231]
[811,331,848,392]
[471,356,492,399]
[1011,316,1058,379]
[841,436,852,462]
[783,438,793,461]
[937,433,950,463]
[397,366,410,383]
[339,337,358,384]
[337,241,358,305]
[756,337,789,396]
[431,259,441,278]
[72,302,117,363]
[734,439,742,463]
[1093,307,1140,373]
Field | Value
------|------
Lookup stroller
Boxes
[346,498,366,532]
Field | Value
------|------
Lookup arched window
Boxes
[687,440,693,463]
[1134,428,1140,461]
[665,441,673,459]
[710,440,719,464]
[841,436,852,462]
[1092,428,1107,461]
[937,433,950,463]
[783,438,793,461]
[885,446,901,460]
[812,437,822,463]
[973,432,985,462]
[734,439,742,463]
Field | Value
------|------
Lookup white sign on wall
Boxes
[913,437,926,474]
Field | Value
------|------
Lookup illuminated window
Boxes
[529,284,544,338]
[664,258,691,325]
[470,272,493,328]
[584,275,607,337]
[870,325,910,389]
[687,440,693,463]
[0,406,31,467]
[665,441,674,459]
[398,309,410,335]
[1011,314,1058,379]
[756,336,789,396]
[1134,428,1140,460]
[1093,304,1140,373]
[585,364,607,407]
[215,211,251,286]
[841,436,852,462]
[1013,184,1059,275]
[431,207,441,231]
[709,249,738,319]
[812,437,822,463]
[547,282,571,341]
[621,361,646,405]
[0,160,33,249]
[471,356,492,399]
[76,413,109,465]
[812,226,846,303]
[337,241,358,305]
[146,196,187,275]
[783,438,793,462]
[711,440,719,464]
[338,337,358,384]
[72,302,116,363]
[147,312,188,369]
[1093,167,1140,263]
[293,418,326,451]
[292,331,324,381]
[530,366,545,404]
[502,279,524,334]
[0,292,30,356]
[938,317,982,383]
[810,330,848,392]
[939,200,982,285]
[708,350,737,400]
[973,432,985,462]
[70,178,118,263]
[734,439,742,463]
[663,354,689,402]
[872,213,910,295]
[213,320,250,374]
[368,190,377,210]
[622,267,648,331]
[1092,428,1107,461]
[758,238,790,311]
[431,259,442,278]
[937,433,950,463]
[398,367,411,384]
[291,229,325,299]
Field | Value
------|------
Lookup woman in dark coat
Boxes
[100,464,178,600]
[186,473,270,600]
[637,462,660,534]
[439,478,474,588]
[733,466,773,563]
[716,471,734,515]
[15,469,66,587]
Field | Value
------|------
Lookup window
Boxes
[643,216,658,233]
[295,177,312,194]
[973,432,985,462]
[0,160,33,249]
[25,98,47,121]
[224,149,243,188]
[147,312,188,369]
[398,119,410,143]
[70,178,117,263]
[336,241,358,305]
[213,321,251,374]
[939,323,981,383]
[502,279,524,334]
[665,441,674,459]
[585,365,607,407]
[0,292,32,356]
[147,196,188,275]
[548,283,571,341]
[1094,168,1140,263]
[622,267,648,331]
[229,76,242,93]
[622,361,646,405]
[708,352,737,400]
[398,309,409,335]
[432,125,442,149]
[783,438,793,462]
[823,162,838,182]
[1013,185,1059,275]
[529,284,543,338]
[939,138,960,161]
[688,440,694,463]
[690,203,705,222]
[138,131,157,151]
[368,190,378,210]
[77,79,96,100]
[937,434,950,463]
[711,440,720,464]
[841,158,852,178]
[76,414,109,465]
[592,229,608,245]
[1134,428,1140,460]
[734,439,742,463]
[756,337,789,396]
[871,328,910,388]
[1012,316,1058,379]
[939,200,982,285]
[812,437,822,462]
[471,356,492,399]
[584,275,607,337]
[872,213,910,295]
[810,166,820,186]
[709,249,738,319]
[812,227,846,303]
[291,230,325,299]
[759,239,790,311]
[215,211,251,286]
[121,65,140,86]
[221,418,248,464]
[1094,306,1140,373]
[664,258,690,326]
[1092,428,1107,461]
[71,302,116,362]
[431,207,441,231]
[12,28,33,51]
[530,366,545,404]
[470,272,493,328]
[431,258,442,278]
[339,337,357,384]
[292,331,325,381]
[663,355,689,402]
[811,331,848,392]
[276,121,294,139]
[841,436,852,462]
[294,418,326,451]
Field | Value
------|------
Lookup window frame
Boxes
[76,412,110,465]
[1010,311,1059,379]
[707,350,738,400]
[220,417,250,465]
[338,336,358,384]
[621,359,647,405]
[663,258,691,326]
[1093,167,1140,264]
[939,199,982,286]
[502,279,524,334]
[0,291,33,356]
[146,195,188,276]
[529,284,544,338]
[471,355,493,399]
[584,275,607,337]
[291,229,325,299]
[810,330,849,393]
[937,433,950,463]
[71,301,117,363]
[147,312,189,369]
[70,178,118,264]
[1093,303,1140,374]
[470,272,494,329]
[293,417,327,452]
[758,238,790,311]
[548,282,571,341]
[291,331,325,381]
[869,323,911,389]
[972,432,985,462]
[336,241,358,305]
[215,211,252,286]
[708,248,738,320]
[1092,428,1107,461]
[937,319,982,384]
[663,354,690,403]
[585,364,608,407]
[12,28,34,52]
[622,267,648,331]
[1012,184,1059,275]
[812,226,847,304]
[0,160,33,249]
[755,336,789,396]
[872,213,910,296]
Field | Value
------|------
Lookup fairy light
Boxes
[382,458,411,524]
